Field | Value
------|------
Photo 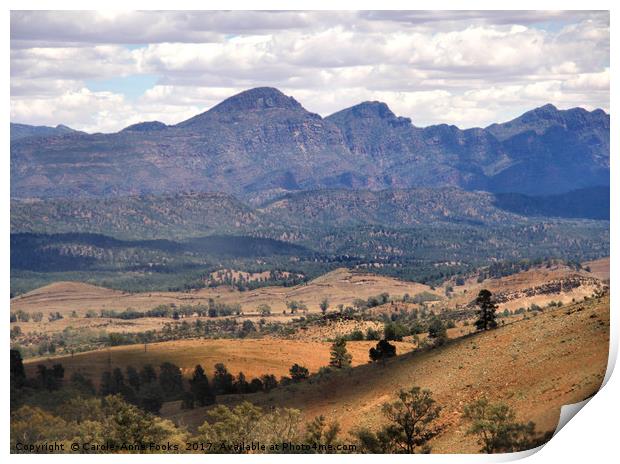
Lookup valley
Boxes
[16,269,609,453]
[10,259,608,343]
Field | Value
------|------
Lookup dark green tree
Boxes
[352,387,442,453]
[365,327,381,340]
[240,320,256,337]
[189,365,215,406]
[369,339,397,364]
[384,322,408,341]
[427,317,447,346]
[381,387,442,453]
[159,362,184,398]
[137,382,165,414]
[111,367,126,393]
[70,372,96,395]
[213,363,235,394]
[139,364,157,385]
[10,349,26,388]
[37,364,64,391]
[249,378,264,393]
[100,371,114,396]
[234,372,249,394]
[181,391,195,410]
[126,366,141,391]
[319,298,329,315]
[261,374,278,392]
[462,398,546,453]
[474,290,498,331]
[304,415,341,453]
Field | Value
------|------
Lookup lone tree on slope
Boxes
[369,339,397,365]
[353,386,442,453]
[319,298,329,315]
[462,398,547,453]
[474,289,498,331]
[329,338,352,369]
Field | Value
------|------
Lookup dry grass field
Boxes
[24,339,416,385]
[161,294,609,453]
[583,256,610,280]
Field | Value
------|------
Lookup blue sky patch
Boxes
[85,74,159,99]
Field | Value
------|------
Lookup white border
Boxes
[3,1,617,462]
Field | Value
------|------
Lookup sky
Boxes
[10,10,610,133]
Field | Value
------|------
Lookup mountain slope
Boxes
[494,186,609,220]
[261,188,524,227]
[486,104,610,194]
[326,102,508,191]
[10,192,265,239]
[164,293,609,453]
[11,186,610,240]
[10,122,79,141]
[173,87,375,197]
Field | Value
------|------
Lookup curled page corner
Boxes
[553,397,592,436]
[489,394,604,462]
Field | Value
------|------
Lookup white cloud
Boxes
[563,69,610,91]
[10,11,609,131]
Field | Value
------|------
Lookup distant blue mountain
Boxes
[120,121,168,132]
[494,186,609,220]
[10,87,609,200]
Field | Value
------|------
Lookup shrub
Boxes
[462,398,546,453]
[289,364,309,382]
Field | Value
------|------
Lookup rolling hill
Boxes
[10,267,436,317]
[10,193,264,239]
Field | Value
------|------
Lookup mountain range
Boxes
[10,123,81,141]
[10,87,609,201]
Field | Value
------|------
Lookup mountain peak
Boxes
[209,87,303,114]
[327,100,412,127]
[351,101,396,119]
[537,103,558,112]
[121,121,168,133]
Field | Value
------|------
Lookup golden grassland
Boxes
[11,268,437,317]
